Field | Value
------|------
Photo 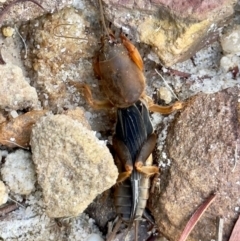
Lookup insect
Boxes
[70,1,184,240]
[106,99,159,241]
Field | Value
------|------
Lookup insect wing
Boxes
[115,102,147,162]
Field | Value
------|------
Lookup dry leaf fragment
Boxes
[0,110,47,148]
[229,215,240,241]
[0,49,6,65]
[0,203,19,216]
[178,193,216,241]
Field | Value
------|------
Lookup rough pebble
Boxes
[30,114,118,217]
[151,87,240,241]
[0,63,38,110]
[1,149,36,195]
[102,0,236,66]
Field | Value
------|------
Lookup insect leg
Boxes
[69,81,113,109]
[106,217,123,241]
[135,133,159,176]
[134,220,139,241]
[113,135,133,183]
[142,95,185,114]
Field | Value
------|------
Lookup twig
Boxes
[0,139,29,149]
[232,143,238,172]
[8,196,25,208]
[167,68,191,78]
[216,217,224,241]
[155,69,179,101]
[0,203,18,216]
[53,24,88,41]
[98,0,110,39]
[14,25,27,59]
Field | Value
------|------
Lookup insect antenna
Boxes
[98,0,110,40]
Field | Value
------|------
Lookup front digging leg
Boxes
[69,81,114,110]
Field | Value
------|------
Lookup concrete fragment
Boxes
[63,107,91,130]
[0,0,72,26]
[30,114,118,218]
[21,6,98,111]
[0,181,8,205]
[151,87,240,241]
[151,0,236,21]
[1,150,36,195]
[103,0,236,66]
[0,63,38,110]
[104,0,236,21]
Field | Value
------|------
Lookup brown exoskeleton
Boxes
[74,30,183,113]
[70,1,184,240]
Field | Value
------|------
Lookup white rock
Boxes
[0,181,8,205]
[220,54,240,72]
[0,63,38,110]
[86,233,104,241]
[1,150,36,195]
[10,110,19,118]
[159,87,173,104]
[221,26,240,54]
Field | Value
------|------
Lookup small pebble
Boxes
[220,54,240,72]
[2,26,15,37]
[1,150,36,195]
[159,87,172,104]
[10,110,18,118]
[86,234,104,241]
[0,181,8,205]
